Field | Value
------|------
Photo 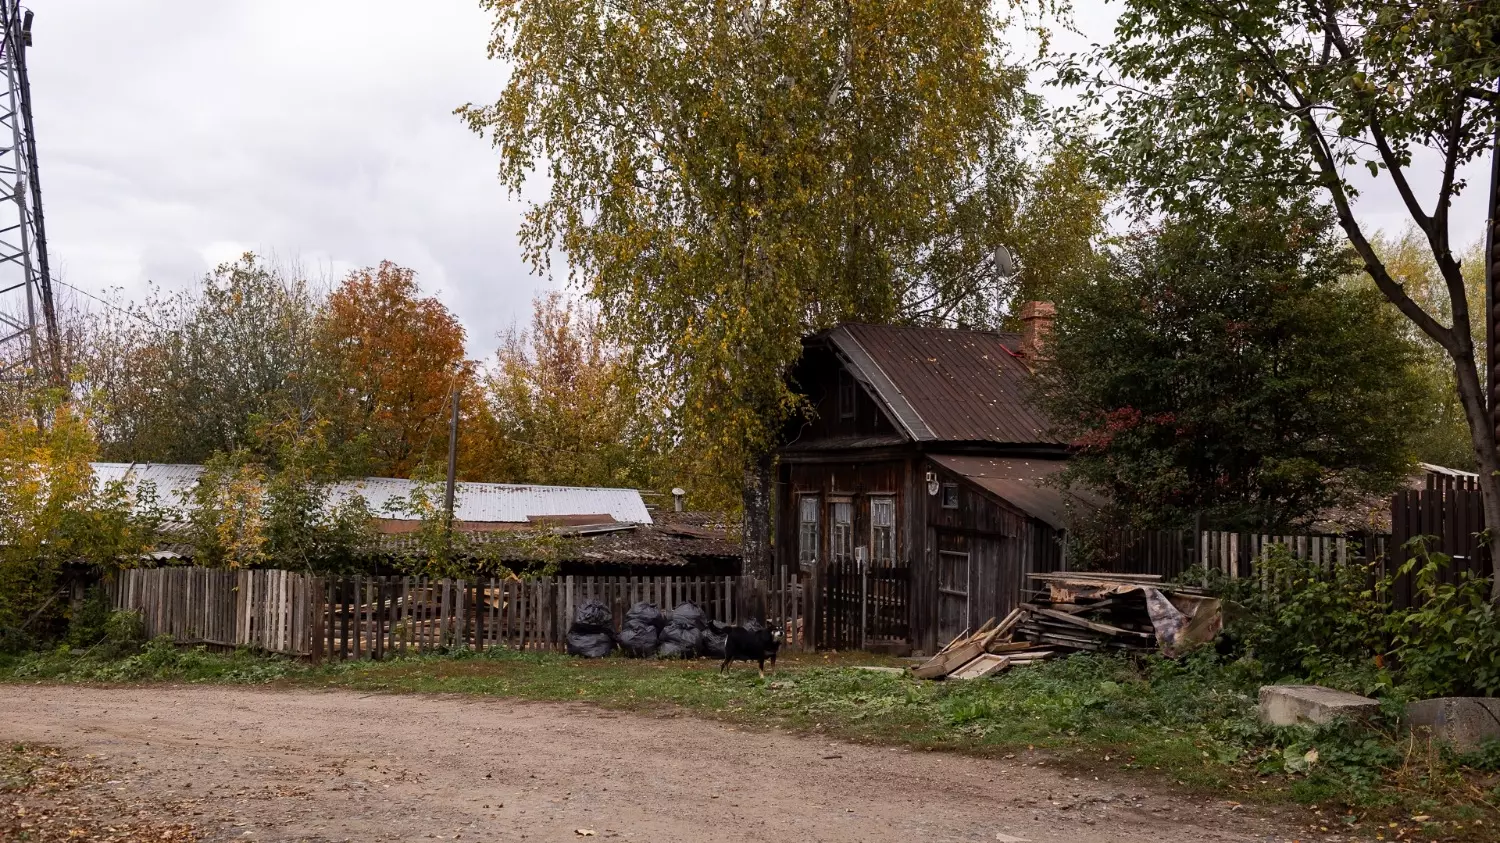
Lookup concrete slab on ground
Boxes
[1406,697,1500,752]
[1259,684,1379,726]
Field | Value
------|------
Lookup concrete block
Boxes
[1405,697,1500,752]
[1258,685,1379,726]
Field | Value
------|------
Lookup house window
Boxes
[798,496,820,569]
[838,371,856,420]
[941,483,960,509]
[870,496,895,567]
[831,499,854,565]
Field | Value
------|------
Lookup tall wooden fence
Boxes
[110,569,808,660]
[815,560,909,651]
[110,568,321,656]
[1390,480,1492,607]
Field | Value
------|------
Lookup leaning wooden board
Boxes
[949,654,1011,679]
[911,639,989,680]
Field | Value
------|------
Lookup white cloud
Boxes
[31,0,557,354]
[29,0,1491,364]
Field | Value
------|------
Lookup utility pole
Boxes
[1487,80,1500,459]
[443,386,460,536]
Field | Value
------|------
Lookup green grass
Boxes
[4,640,1499,840]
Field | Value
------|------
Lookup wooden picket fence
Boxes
[109,568,808,660]
[1094,529,1389,581]
[1198,531,1390,579]
[109,568,320,655]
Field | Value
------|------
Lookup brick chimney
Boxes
[1018,301,1056,361]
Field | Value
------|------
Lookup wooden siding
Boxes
[916,460,1061,653]
[786,346,902,441]
[776,341,1068,654]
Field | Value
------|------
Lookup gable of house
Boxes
[790,323,1063,451]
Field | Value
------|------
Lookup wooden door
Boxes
[936,533,970,645]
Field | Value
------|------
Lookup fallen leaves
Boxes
[1,744,199,842]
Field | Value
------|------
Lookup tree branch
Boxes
[1296,110,1456,353]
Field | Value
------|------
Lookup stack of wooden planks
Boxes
[911,571,1225,678]
[1015,572,1214,653]
[911,610,1057,680]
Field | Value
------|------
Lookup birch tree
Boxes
[460,0,1055,575]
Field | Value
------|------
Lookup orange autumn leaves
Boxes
[315,262,471,479]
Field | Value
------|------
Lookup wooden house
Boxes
[775,308,1086,655]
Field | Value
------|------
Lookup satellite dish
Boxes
[993,244,1016,279]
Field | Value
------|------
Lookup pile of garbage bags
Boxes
[618,601,665,657]
[565,599,616,658]
[568,600,731,659]
[658,602,707,658]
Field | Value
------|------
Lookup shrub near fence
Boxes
[110,568,808,660]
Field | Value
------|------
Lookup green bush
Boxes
[66,587,113,648]
[101,610,146,653]
[1207,540,1500,698]
[1386,546,1500,698]
[1211,545,1387,689]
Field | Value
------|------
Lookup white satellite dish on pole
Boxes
[993,244,1017,279]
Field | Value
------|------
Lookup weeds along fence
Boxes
[109,568,809,661]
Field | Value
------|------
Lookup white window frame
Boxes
[798,495,820,570]
[870,496,896,567]
[831,498,854,565]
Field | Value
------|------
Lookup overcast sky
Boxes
[29,1,1493,359]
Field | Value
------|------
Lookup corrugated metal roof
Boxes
[826,324,1062,446]
[929,454,1078,529]
[90,463,652,525]
[91,462,205,511]
[328,477,651,524]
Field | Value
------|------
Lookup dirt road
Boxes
[1,685,1323,843]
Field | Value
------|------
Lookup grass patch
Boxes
[4,642,1499,839]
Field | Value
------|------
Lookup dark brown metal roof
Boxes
[826,324,1062,446]
[929,455,1080,529]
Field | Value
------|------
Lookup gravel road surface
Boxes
[1,685,1325,842]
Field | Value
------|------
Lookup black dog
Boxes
[720,623,782,677]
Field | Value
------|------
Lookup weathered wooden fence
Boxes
[1389,478,1492,607]
[1198,532,1390,578]
[110,569,808,660]
[109,568,321,656]
[815,559,909,651]
[1095,529,1388,581]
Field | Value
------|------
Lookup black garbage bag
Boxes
[657,625,700,658]
[625,601,665,629]
[618,601,668,657]
[658,602,707,659]
[618,620,659,657]
[574,599,612,630]
[668,602,706,629]
[566,629,615,658]
[565,599,615,658]
[700,620,730,659]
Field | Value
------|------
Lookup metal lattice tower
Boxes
[0,1,57,383]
